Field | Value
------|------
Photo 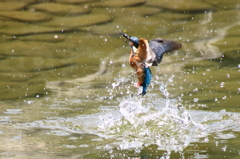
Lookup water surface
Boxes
[0,0,239,158]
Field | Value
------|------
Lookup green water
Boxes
[0,0,239,158]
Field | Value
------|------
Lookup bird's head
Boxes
[119,32,139,48]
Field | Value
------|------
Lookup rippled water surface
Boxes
[0,0,240,158]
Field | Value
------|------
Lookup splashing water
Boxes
[97,80,240,153]
[98,81,207,151]
[12,80,240,156]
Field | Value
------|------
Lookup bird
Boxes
[119,32,181,95]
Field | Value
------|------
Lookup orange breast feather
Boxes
[129,38,148,84]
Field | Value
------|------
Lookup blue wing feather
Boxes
[149,39,181,66]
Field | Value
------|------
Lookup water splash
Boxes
[98,79,217,152]
[11,81,240,155]
[98,96,207,151]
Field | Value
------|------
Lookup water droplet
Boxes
[26,100,34,104]
[193,88,198,92]
[193,98,198,102]
[222,145,227,151]
[204,137,209,142]
[220,82,225,88]
[168,78,173,82]
[222,96,227,99]
[112,83,118,89]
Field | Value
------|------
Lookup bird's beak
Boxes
[119,32,130,40]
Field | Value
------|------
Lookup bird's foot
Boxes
[135,82,142,88]
[139,92,146,96]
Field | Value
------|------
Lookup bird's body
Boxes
[119,33,181,95]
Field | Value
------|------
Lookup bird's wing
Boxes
[149,39,181,66]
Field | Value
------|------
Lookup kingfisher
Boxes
[119,32,181,95]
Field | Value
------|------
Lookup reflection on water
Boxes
[0,0,239,158]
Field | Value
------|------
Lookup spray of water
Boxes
[98,80,207,152]
[13,75,240,156]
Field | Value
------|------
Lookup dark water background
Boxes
[0,0,239,158]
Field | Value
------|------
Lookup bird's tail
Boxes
[141,67,152,96]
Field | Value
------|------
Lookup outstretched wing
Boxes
[149,39,181,66]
